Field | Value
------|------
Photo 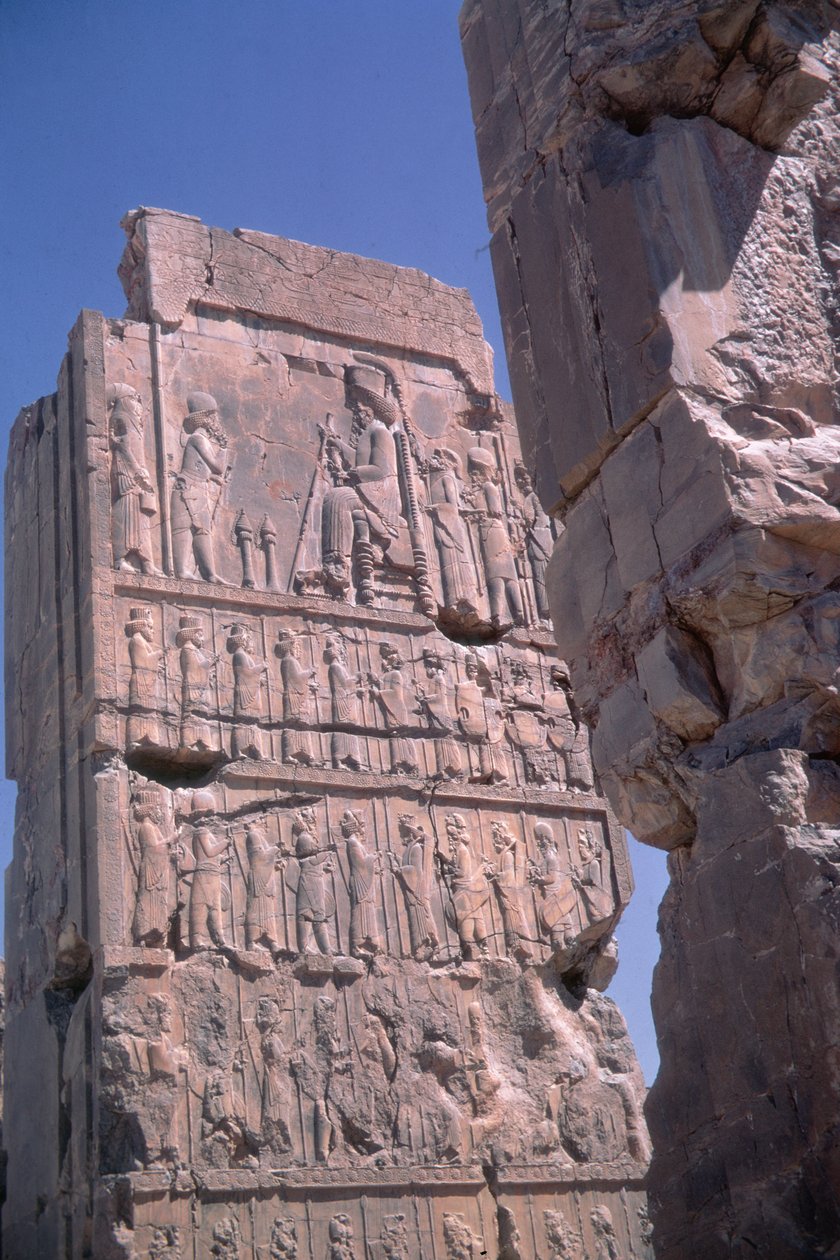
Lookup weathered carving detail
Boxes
[543,1211,582,1260]
[514,462,553,622]
[528,823,576,961]
[269,1218,298,1260]
[327,1214,357,1260]
[132,787,172,946]
[442,1213,483,1260]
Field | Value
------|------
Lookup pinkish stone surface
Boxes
[3,211,651,1259]
[461,1,840,1255]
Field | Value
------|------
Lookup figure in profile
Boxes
[108,383,159,575]
[170,391,229,583]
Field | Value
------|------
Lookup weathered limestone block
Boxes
[4,211,651,1258]
[462,0,840,1254]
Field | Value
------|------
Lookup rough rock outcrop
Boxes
[461,1,840,1256]
[4,210,651,1258]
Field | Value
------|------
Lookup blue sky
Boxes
[0,0,668,1081]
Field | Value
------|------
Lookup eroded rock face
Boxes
[462,0,840,1255]
[3,210,651,1259]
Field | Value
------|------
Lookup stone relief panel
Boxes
[112,596,595,791]
[114,772,621,973]
[103,320,557,632]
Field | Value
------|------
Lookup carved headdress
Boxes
[125,605,153,637]
[175,614,204,647]
[345,363,403,428]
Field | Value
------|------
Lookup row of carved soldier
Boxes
[108,368,555,626]
[130,788,613,963]
[138,1201,636,1260]
[124,608,594,789]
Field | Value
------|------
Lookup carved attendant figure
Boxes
[466,447,524,629]
[176,614,215,752]
[108,383,158,574]
[456,652,509,784]
[226,622,267,759]
[170,392,229,583]
[441,813,490,959]
[417,649,462,780]
[125,606,164,748]
[277,630,318,766]
[340,808,381,957]
[244,822,282,951]
[132,788,171,946]
[177,789,230,949]
[289,808,333,955]
[528,822,577,956]
[487,821,532,961]
[371,642,419,775]
[576,826,613,937]
[425,447,476,615]
[325,635,367,771]
[389,814,439,960]
[514,462,553,621]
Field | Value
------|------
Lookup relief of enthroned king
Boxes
[320,363,414,603]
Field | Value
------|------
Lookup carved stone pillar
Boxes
[4,209,650,1258]
[461,1,840,1254]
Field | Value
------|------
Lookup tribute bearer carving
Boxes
[441,813,490,960]
[176,614,215,752]
[424,447,476,617]
[125,605,164,749]
[456,652,509,784]
[244,822,283,951]
[108,383,159,575]
[528,822,576,959]
[325,635,367,771]
[288,808,333,955]
[177,788,231,949]
[371,643,419,775]
[514,462,553,622]
[465,446,524,629]
[487,820,532,961]
[277,629,318,766]
[226,622,267,759]
[171,392,230,583]
[389,814,439,960]
[341,808,382,958]
[417,649,462,780]
[131,787,171,946]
